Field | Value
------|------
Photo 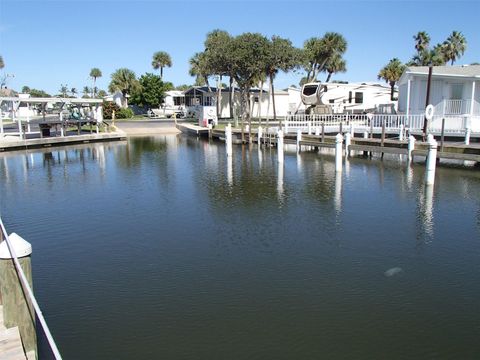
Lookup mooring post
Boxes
[0,233,37,358]
[440,118,445,152]
[315,127,320,136]
[408,135,416,162]
[350,123,354,137]
[363,131,368,139]
[335,133,343,172]
[345,132,351,157]
[277,129,284,163]
[225,123,233,157]
[296,129,302,152]
[257,126,263,145]
[465,126,471,145]
[308,120,312,135]
[321,123,325,142]
[425,134,438,185]
[339,121,343,135]
[399,124,404,141]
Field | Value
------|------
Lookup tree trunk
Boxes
[160,67,163,80]
[258,80,263,126]
[390,81,395,101]
[241,87,248,143]
[217,75,222,118]
[247,91,252,144]
[270,73,278,127]
[229,77,234,119]
[326,72,332,83]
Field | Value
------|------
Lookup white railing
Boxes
[284,113,479,135]
[0,217,63,360]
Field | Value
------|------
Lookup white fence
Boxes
[284,114,480,136]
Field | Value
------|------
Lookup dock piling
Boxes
[465,127,471,145]
[335,133,343,172]
[257,126,263,145]
[277,129,284,163]
[408,135,416,161]
[296,129,302,152]
[225,123,233,157]
[399,124,404,141]
[345,132,351,157]
[0,233,37,358]
[425,134,438,185]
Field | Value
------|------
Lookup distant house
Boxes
[398,65,480,117]
[104,91,126,108]
[183,86,291,119]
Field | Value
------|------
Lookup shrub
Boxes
[116,107,134,119]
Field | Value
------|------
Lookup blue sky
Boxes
[0,0,479,95]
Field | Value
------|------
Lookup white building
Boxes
[398,65,480,116]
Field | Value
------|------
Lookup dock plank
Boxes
[0,327,26,360]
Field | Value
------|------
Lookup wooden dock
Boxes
[176,123,210,136]
[202,127,480,164]
[0,131,127,152]
[0,306,28,360]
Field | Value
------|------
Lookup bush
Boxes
[116,107,134,119]
[103,101,120,119]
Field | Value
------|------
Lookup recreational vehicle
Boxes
[300,82,396,114]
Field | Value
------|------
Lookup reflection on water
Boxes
[1,135,480,359]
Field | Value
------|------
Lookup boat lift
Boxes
[0,96,104,139]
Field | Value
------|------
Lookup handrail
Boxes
[0,217,63,360]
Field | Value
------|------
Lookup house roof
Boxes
[404,65,480,78]
[183,86,287,95]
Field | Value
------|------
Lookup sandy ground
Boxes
[114,120,180,135]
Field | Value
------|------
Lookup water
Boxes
[1,136,480,359]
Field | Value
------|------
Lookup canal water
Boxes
[1,135,479,359]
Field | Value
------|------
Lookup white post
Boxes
[399,124,404,141]
[27,113,31,133]
[425,134,437,186]
[470,81,476,116]
[0,110,3,135]
[18,118,22,140]
[284,117,289,134]
[226,123,233,157]
[59,112,65,137]
[296,129,302,152]
[345,132,351,157]
[363,130,368,139]
[315,127,320,136]
[465,126,471,145]
[408,135,416,161]
[257,125,263,145]
[350,123,354,137]
[245,124,249,133]
[277,129,284,163]
[335,133,343,172]
[308,120,312,135]
[406,79,411,118]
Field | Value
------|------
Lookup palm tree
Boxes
[304,32,347,82]
[325,54,347,82]
[413,31,431,53]
[108,68,139,107]
[442,31,467,65]
[59,84,68,97]
[378,58,406,101]
[70,88,77,97]
[83,86,91,98]
[189,52,211,91]
[152,51,172,79]
[0,55,4,69]
[89,68,102,96]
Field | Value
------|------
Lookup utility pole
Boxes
[423,65,433,140]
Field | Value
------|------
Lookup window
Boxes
[303,85,318,96]
[451,84,463,100]
[348,91,352,103]
[173,97,185,106]
[254,96,259,103]
[329,99,335,104]
[355,92,363,104]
